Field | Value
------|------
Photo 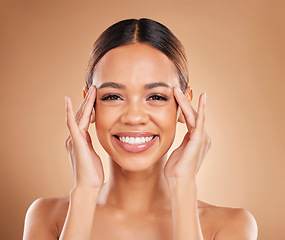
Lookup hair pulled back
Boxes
[85,18,189,93]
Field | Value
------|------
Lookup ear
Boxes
[83,86,96,123]
[177,86,193,123]
[83,86,88,98]
[185,86,193,101]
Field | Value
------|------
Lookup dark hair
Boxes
[85,18,189,93]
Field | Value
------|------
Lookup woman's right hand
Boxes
[64,86,104,192]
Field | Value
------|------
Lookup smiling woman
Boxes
[23,18,258,240]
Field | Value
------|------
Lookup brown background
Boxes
[1,0,284,239]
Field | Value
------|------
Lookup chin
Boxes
[109,153,168,174]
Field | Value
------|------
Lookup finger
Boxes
[196,133,211,175]
[174,87,196,129]
[77,85,96,124]
[75,86,94,122]
[178,131,190,150]
[189,102,198,119]
[200,133,212,162]
[65,96,80,138]
[185,90,198,119]
[78,86,96,130]
[195,92,206,133]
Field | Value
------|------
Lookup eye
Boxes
[101,94,123,101]
[147,94,169,101]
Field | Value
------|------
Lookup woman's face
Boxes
[93,43,181,172]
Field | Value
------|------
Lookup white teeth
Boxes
[118,136,155,145]
[134,137,140,144]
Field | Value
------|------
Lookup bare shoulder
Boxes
[198,200,258,240]
[23,196,69,240]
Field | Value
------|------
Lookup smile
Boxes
[113,132,158,153]
[117,136,155,145]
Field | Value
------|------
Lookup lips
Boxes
[113,132,158,153]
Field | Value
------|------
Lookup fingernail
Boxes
[204,92,207,102]
[65,96,68,104]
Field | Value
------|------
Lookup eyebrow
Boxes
[98,82,126,90]
[98,81,171,90]
[144,82,171,90]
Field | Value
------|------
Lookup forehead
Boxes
[92,43,179,88]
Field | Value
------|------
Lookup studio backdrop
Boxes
[0,1,284,239]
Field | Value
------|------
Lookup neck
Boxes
[98,156,172,213]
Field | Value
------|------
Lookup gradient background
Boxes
[1,0,284,239]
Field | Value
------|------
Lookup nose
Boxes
[120,100,150,126]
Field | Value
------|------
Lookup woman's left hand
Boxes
[164,87,212,184]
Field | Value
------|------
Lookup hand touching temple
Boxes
[23,18,258,240]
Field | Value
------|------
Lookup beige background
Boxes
[1,0,284,239]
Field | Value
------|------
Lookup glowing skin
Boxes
[23,42,258,240]
[93,43,181,172]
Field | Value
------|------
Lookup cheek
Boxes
[150,104,178,156]
[156,100,177,121]
[95,105,109,129]
[151,102,178,135]
[94,105,115,146]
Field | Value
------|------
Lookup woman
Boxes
[23,18,258,240]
